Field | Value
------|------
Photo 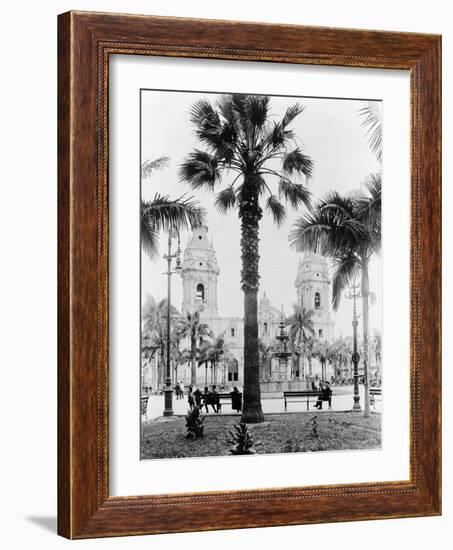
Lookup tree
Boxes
[180,94,313,422]
[373,332,382,379]
[198,334,229,386]
[287,305,315,379]
[175,310,212,385]
[258,339,271,381]
[290,176,381,416]
[314,339,329,380]
[305,336,315,377]
[141,156,205,258]
[142,296,180,388]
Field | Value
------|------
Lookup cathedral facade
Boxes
[178,225,334,387]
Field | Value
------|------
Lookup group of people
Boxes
[311,380,332,409]
[174,381,185,400]
[174,380,332,412]
[182,384,243,414]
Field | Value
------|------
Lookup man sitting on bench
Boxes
[313,381,332,410]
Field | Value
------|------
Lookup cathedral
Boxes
[178,225,334,386]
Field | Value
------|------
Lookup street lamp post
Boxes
[345,282,361,411]
[162,229,182,417]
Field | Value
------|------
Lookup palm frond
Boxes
[318,191,356,219]
[361,172,382,200]
[266,195,286,225]
[141,194,205,258]
[264,122,291,150]
[215,186,237,213]
[279,179,311,209]
[355,173,382,255]
[141,156,170,179]
[189,99,219,129]
[358,102,382,162]
[179,149,221,189]
[282,148,314,178]
[216,95,236,124]
[281,103,305,129]
[289,210,333,256]
[140,212,159,258]
[190,99,238,154]
[331,255,361,310]
[243,95,270,129]
[287,304,315,346]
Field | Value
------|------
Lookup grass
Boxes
[140,411,381,459]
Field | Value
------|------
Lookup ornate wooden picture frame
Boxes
[58,11,441,539]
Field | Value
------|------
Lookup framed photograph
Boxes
[58,11,441,539]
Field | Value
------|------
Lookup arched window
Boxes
[196,283,205,301]
[314,292,321,309]
[264,322,268,334]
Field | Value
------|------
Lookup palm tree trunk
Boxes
[240,197,264,423]
[190,336,196,385]
[361,256,371,417]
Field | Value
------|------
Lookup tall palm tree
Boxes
[180,94,313,422]
[305,336,315,378]
[315,339,329,381]
[141,156,205,258]
[287,305,315,379]
[287,304,315,378]
[175,310,212,385]
[290,176,381,416]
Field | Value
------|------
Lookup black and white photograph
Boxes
[140,89,382,460]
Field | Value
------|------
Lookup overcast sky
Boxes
[141,90,382,338]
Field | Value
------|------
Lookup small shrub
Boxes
[283,438,301,453]
[310,416,319,438]
[185,406,204,440]
[227,422,255,455]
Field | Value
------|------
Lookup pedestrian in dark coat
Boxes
[193,387,203,408]
[230,387,242,412]
[211,385,220,413]
[187,385,195,410]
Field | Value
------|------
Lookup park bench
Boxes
[283,390,332,411]
[141,396,149,419]
[369,387,382,408]
[217,392,242,413]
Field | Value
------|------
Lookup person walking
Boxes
[187,385,195,410]
[211,385,220,414]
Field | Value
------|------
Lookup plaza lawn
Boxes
[140,412,381,459]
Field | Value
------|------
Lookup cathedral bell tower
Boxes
[181,226,219,319]
[295,252,334,342]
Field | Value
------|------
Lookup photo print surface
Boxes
[140,90,382,460]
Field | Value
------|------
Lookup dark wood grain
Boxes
[57,10,442,539]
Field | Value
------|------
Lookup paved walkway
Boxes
[143,385,381,420]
